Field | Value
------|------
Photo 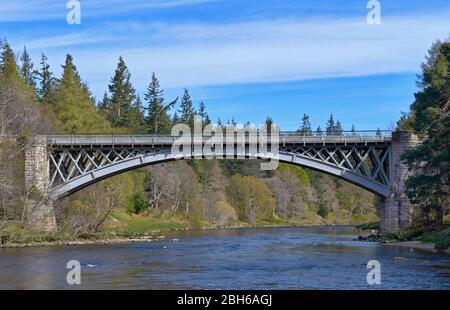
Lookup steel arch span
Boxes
[24,132,420,233]
[46,134,392,199]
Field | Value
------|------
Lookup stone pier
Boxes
[380,131,420,234]
[24,136,57,232]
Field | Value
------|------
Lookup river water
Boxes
[0,226,449,290]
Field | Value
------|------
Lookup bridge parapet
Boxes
[46,131,391,148]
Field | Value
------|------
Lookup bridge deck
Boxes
[46,133,391,147]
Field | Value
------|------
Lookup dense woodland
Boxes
[3,38,447,236]
[398,40,450,227]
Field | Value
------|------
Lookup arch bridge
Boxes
[24,131,419,234]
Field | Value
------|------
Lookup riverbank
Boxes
[384,241,450,254]
[382,225,450,252]
[0,223,353,249]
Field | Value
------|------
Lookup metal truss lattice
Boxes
[49,144,391,191]
[280,145,391,186]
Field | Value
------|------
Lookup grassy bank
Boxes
[385,224,450,250]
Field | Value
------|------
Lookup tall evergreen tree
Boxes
[54,54,110,133]
[298,113,312,135]
[198,101,211,126]
[135,95,143,112]
[325,114,335,136]
[316,125,323,136]
[178,88,195,129]
[217,117,223,129]
[0,40,22,86]
[334,120,343,135]
[107,56,137,128]
[401,41,450,225]
[375,127,382,137]
[20,46,36,90]
[351,124,357,136]
[98,91,110,110]
[172,111,180,125]
[144,73,175,134]
[128,95,146,132]
[36,53,56,104]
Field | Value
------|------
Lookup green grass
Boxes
[355,222,380,231]
[384,224,450,250]
[418,227,450,250]
[110,209,190,234]
[385,226,428,242]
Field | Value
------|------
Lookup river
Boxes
[0,226,449,290]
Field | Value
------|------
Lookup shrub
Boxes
[128,193,147,214]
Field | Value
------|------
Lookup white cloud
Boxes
[0,0,219,22]
[78,14,450,93]
[10,12,450,97]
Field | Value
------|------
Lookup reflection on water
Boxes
[0,226,449,290]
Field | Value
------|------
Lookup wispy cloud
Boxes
[38,12,448,94]
[5,5,450,99]
[0,0,219,22]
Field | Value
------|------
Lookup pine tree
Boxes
[145,73,176,134]
[217,117,223,129]
[401,41,450,225]
[178,88,195,129]
[376,127,382,137]
[198,101,211,126]
[135,95,143,112]
[36,53,56,104]
[316,126,323,136]
[325,114,335,136]
[334,120,343,135]
[172,112,180,125]
[107,56,136,128]
[20,46,36,90]
[351,124,357,136]
[231,117,237,126]
[298,113,312,135]
[264,117,274,135]
[0,40,22,86]
[54,54,110,133]
[98,91,110,110]
[127,95,146,132]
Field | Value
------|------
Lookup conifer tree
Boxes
[54,54,110,133]
[298,113,312,135]
[198,101,211,126]
[334,120,343,135]
[107,56,136,128]
[36,53,56,104]
[401,41,450,225]
[265,117,274,134]
[98,92,110,110]
[20,46,36,91]
[0,40,23,86]
[325,114,335,136]
[172,112,180,125]
[351,125,357,136]
[145,73,176,134]
[376,127,382,137]
[178,88,195,129]
[316,126,323,136]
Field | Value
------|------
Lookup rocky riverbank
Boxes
[384,241,450,254]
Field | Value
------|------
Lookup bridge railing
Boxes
[46,130,391,146]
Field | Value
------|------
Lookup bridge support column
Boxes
[24,136,57,232]
[381,131,420,234]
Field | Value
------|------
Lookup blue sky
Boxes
[1,0,449,131]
